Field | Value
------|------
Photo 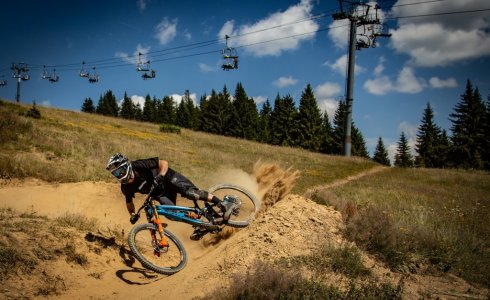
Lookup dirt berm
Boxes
[0,163,487,299]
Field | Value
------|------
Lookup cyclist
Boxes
[106,153,235,225]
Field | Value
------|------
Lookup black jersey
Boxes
[120,157,198,205]
[121,157,161,203]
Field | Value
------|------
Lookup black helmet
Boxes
[106,153,133,184]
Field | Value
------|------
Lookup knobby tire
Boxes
[128,223,187,275]
[208,183,260,228]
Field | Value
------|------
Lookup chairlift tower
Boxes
[11,62,30,103]
[333,1,390,157]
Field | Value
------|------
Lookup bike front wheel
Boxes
[208,183,260,228]
[128,223,187,275]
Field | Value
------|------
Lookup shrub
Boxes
[159,123,181,134]
[200,260,403,300]
[346,205,410,269]
[26,101,41,119]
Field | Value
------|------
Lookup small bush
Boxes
[26,102,41,119]
[201,260,403,300]
[346,205,410,269]
[159,123,181,134]
[0,246,37,277]
[54,213,98,231]
[63,244,88,266]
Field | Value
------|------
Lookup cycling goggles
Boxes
[111,163,129,179]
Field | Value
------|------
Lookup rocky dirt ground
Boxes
[0,163,487,299]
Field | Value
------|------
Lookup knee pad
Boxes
[185,189,208,201]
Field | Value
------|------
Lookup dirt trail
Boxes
[0,164,487,300]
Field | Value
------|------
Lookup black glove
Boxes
[154,174,165,186]
[130,213,140,224]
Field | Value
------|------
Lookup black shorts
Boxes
[154,168,198,205]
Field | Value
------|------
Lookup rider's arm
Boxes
[158,159,169,177]
[126,201,135,215]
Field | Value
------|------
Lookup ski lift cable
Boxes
[4,6,489,73]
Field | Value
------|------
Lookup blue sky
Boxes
[1,0,489,162]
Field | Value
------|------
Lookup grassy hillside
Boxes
[0,99,375,193]
[312,167,490,287]
[1,99,489,292]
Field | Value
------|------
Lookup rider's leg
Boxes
[166,170,235,219]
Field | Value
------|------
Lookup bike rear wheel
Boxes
[128,223,187,275]
[208,183,260,228]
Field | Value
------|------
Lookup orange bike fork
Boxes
[151,201,169,248]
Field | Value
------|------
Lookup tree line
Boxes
[81,82,369,158]
[81,79,489,170]
[373,79,490,170]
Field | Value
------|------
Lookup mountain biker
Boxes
[106,153,235,225]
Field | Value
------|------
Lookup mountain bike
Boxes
[127,183,259,275]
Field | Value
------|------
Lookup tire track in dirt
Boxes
[303,165,388,199]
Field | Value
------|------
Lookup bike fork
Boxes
[150,201,169,251]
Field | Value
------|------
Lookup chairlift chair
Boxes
[41,66,50,80]
[88,67,99,83]
[80,61,89,78]
[141,70,156,80]
[48,69,59,83]
[136,52,150,72]
[221,35,239,71]
[0,78,7,86]
[356,34,371,50]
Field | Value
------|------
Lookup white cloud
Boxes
[364,66,425,95]
[253,96,268,105]
[429,77,458,88]
[390,0,490,66]
[41,100,51,107]
[395,67,425,94]
[169,93,197,105]
[273,76,298,88]
[155,18,177,45]
[137,0,149,12]
[218,0,319,57]
[373,56,385,76]
[314,81,342,118]
[364,76,393,95]
[324,54,366,76]
[115,44,151,65]
[199,63,215,72]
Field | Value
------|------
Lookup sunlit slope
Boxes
[0,99,376,193]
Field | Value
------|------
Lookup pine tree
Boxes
[159,96,177,125]
[332,101,347,154]
[319,112,334,154]
[352,125,369,158]
[483,95,490,169]
[373,137,390,166]
[176,90,200,130]
[296,84,323,151]
[229,82,259,140]
[81,97,95,113]
[415,102,442,168]
[449,80,486,168]
[257,99,272,143]
[142,94,155,123]
[96,90,119,117]
[120,92,135,119]
[270,94,297,146]
[394,132,414,168]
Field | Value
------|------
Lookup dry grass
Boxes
[312,167,490,287]
[0,99,376,193]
